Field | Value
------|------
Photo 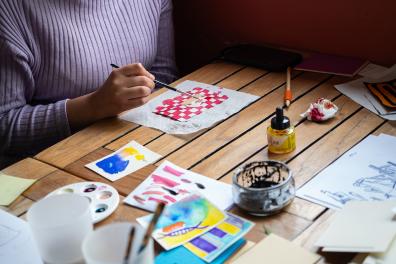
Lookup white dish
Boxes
[47,182,120,224]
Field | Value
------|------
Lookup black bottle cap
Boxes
[271,107,290,130]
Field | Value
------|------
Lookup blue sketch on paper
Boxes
[320,190,367,205]
[322,161,396,205]
[354,161,396,198]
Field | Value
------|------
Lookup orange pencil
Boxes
[284,67,292,107]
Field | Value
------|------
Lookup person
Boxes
[0,0,178,168]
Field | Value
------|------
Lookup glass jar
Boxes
[232,160,295,216]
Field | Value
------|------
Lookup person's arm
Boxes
[149,0,178,84]
[0,39,72,157]
[0,38,154,158]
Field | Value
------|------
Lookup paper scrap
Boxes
[140,194,226,250]
[184,213,254,262]
[359,63,389,79]
[120,80,259,134]
[297,134,396,210]
[0,210,43,263]
[334,64,396,120]
[0,173,36,206]
[316,200,396,252]
[124,160,233,212]
[85,141,161,181]
[231,234,320,264]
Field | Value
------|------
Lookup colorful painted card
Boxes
[85,141,162,181]
[144,194,226,250]
[184,213,254,262]
[120,80,259,134]
[124,160,233,212]
[154,87,228,122]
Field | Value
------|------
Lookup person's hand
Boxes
[66,63,155,129]
[90,63,155,119]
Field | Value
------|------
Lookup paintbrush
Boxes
[284,67,292,107]
[138,202,166,254]
[123,226,135,264]
[110,64,200,100]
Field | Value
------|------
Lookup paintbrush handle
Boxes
[139,203,165,253]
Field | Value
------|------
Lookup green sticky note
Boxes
[0,173,36,206]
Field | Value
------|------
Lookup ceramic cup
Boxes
[27,194,93,264]
[82,222,154,264]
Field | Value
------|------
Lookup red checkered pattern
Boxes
[154,87,229,122]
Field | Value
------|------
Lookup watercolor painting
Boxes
[151,194,226,250]
[184,213,254,262]
[85,141,162,181]
[124,160,233,212]
[154,87,229,122]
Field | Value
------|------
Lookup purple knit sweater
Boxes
[0,0,177,167]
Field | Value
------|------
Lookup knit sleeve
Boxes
[0,38,71,159]
[150,0,178,84]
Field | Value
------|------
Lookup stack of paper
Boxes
[297,134,396,210]
[231,234,320,264]
[138,193,254,263]
[316,200,396,253]
[335,64,396,120]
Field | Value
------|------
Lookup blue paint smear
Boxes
[96,154,129,174]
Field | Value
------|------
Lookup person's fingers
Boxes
[118,63,155,80]
[121,86,152,99]
[122,76,155,90]
[124,96,150,109]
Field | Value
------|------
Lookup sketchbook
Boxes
[297,134,396,210]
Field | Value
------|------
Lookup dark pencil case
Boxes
[219,44,302,72]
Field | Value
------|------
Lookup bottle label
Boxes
[267,128,296,154]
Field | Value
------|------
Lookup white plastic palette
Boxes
[47,182,120,224]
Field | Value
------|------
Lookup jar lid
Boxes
[271,107,290,130]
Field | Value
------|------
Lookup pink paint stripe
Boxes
[142,190,165,196]
[163,165,184,177]
[151,174,180,187]
[148,197,168,204]
[163,195,177,203]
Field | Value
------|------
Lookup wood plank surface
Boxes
[191,77,348,179]
[35,119,136,169]
[2,157,57,180]
[157,72,330,169]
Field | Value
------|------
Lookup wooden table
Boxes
[2,61,396,263]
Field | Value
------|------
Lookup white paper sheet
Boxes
[315,200,396,252]
[297,134,396,210]
[0,210,43,264]
[335,65,396,120]
[120,80,259,134]
[124,160,233,212]
[85,141,162,181]
[358,63,389,79]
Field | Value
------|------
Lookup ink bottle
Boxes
[267,107,296,154]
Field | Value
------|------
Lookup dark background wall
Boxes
[173,0,396,75]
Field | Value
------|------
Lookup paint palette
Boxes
[47,182,120,224]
